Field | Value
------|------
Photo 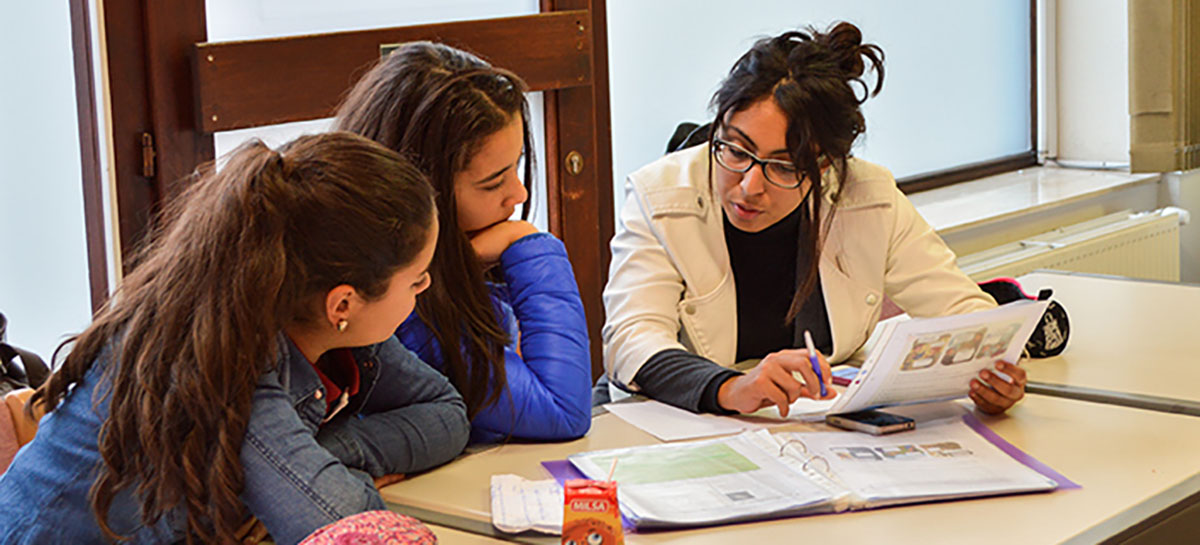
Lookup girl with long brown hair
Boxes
[0,132,469,544]
[336,42,591,443]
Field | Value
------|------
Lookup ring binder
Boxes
[777,438,808,456]
[778,438,832,476]
[564,419,1064,530]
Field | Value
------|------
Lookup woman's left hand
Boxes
[970,360,1026,414]
[468,220,539,265]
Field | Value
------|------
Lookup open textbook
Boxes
[564,415,1070,530]
[751,299,1051,421]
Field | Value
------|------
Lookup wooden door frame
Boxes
[94,0,613,376]
[69,0,108,311]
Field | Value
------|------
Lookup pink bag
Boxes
[299,511,436,545]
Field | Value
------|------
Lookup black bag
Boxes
[666,122,712,154]
[977,278,1070,358]
[0,313,50,396]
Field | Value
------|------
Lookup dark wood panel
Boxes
[193,11,593,133]
[555,85,610,379]
[542,90,564,236]
[103,0,158,264]
[544,0,614,378]
[897,152,1038,194]
[144,1,213,202]
[70,0,108,311]
[105,0,213,272]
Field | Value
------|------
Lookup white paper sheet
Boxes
[604,399,769,441]
[489,474,562,535]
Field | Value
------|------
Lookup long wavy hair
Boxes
[30,132,436,544]
[335,41,533,418]
[709,22,885,322]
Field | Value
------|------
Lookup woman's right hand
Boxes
[468,220,539,265]
[716,349,835,417]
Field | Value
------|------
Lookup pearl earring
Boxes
[336,319,349,332]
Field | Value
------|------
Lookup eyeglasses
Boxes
[711,138,803,189]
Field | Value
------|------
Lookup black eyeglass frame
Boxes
[711,138,804,189]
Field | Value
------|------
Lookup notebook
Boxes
[559,414,1074,530]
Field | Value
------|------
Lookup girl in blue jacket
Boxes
[0,133,469,544]
[336,41,592,443]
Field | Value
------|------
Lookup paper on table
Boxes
[604,399,772,441]
[489,474,562,535]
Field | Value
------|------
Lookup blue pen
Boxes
[804,330,827,397]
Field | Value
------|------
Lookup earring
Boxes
[336,319,349,332]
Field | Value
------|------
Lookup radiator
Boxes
[956,208,1188,282]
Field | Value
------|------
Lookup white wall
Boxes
[0,4,94,359]
[1054,0,1200,283]
[1055,0,1130,163]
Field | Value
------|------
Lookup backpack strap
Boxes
[0,344,48,389]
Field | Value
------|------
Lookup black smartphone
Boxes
[825,409,915,435]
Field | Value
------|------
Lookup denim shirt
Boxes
[0,334,469,545]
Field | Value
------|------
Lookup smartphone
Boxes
[825,410,915,435]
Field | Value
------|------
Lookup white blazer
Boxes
[602,144,996,391]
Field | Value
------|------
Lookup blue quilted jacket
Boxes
[397,232,592,443]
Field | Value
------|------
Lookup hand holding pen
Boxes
[717,344,835,417]
[804,330,827,398]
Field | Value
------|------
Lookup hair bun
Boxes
[823,22,866,78]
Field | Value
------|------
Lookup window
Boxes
[606,0,1034,206]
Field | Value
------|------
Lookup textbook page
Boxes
[757,300,1049,420]
[774,418,1058,506]
[567,432,839,528]
[832,300,1049,414]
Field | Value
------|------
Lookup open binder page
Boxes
[566,432,840,528]
[754,300,1050,421]
[775,418,1059,507]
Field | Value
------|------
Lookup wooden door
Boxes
[95,0,613,376]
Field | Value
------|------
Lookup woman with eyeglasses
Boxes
[602,22,1026,417]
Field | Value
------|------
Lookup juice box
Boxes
[562,478,623,545]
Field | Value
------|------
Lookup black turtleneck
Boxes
[628,199,833,414]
